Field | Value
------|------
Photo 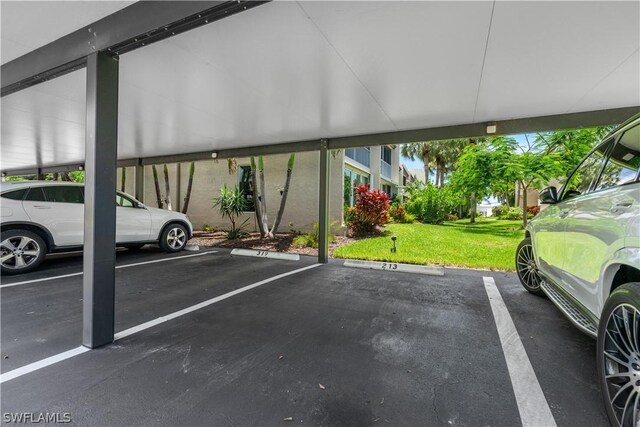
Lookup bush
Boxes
[492,205,507,218]
[500,207,523,220]
[292,223,336,248]
[388,204,407,222]
[401,213,416,224]
[345,185,390,235]
[527,205,541,217]
[405,183,459,224]
[446,213,459,222]
[201,224,214,233]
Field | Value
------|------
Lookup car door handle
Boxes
[610,201,633,213]
[32,205,51,209]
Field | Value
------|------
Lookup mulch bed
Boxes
[188,231,355,257]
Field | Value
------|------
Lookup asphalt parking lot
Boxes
[1,248,607,426]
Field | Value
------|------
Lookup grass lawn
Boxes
[333,218,525,271]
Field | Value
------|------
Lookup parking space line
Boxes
[483,276,556,427]
[0,346,89,384]
[0,251,218,289]
[0,263,322,383]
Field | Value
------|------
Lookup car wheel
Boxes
[124,243,145,251]
[597,283,640,427]
[1,229,47,274]
[515,238,545,297]
[159,223,188,253]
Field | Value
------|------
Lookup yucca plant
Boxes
[213,184,248,239]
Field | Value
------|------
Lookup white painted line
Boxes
[0,251,218,289]
[0,272,83,289]
[115,262,319,339]
[0,346,89,384]
[483,276,556,427]
[231,248,300,261]
[343,259,444,276]
[1,263,322,383]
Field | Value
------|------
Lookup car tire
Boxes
[515,238,545,297]
[597,282,640,427]
[1,229,47,275]
[124,243,146,251]
[159,223,188,253]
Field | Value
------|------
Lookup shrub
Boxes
[213,184,249,239]
[345,185,390,235]
[388,204,407,222]
[446,213,459,222]
[292,223,336,248]
[405,183,459,224]
[527,205,541,217]
[400,213,416,224]
[500,207,523,220]
[492,205,507,218]
[201,224,214,233]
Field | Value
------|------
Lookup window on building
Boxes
[345,147,371,168]
[238,166,255,212]
[381,184,392,196]
[343,169,370,207]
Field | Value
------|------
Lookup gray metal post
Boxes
[135,160,144,202]
[318,140,330,264]
[83,52,119,349]
[36,168,43,180]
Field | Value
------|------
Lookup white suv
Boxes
[0,181,193,274]
[516,113,640,427]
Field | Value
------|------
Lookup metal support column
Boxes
[36,168,43,180]
[318,139,330,264]
[83,52,119,349]
[135,160,144,202]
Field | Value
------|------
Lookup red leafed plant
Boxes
[346,184,390,234]
[527,205,541,216]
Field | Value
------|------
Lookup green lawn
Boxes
[334,218,525,271]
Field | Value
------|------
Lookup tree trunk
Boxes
[152,165,163,209]
[470,192,477,224]
[250,157,267,237]
[423,164,430,185]
[270,154,295,236]
[182,162,195,214]
[163,164,172,210]
[257,157,269,237]
[521,182,528,228]
[120,167,126,192]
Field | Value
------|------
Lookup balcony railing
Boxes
[381,160,392,179]
[345,147,370,168]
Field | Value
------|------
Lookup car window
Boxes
[42,186,84,204]
[562,139,614,200]
[24,187,47,202]
[1,188,28,200]
[594,124,640,191]
[116,193,135,208]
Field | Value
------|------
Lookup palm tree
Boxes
[401,142,434,184]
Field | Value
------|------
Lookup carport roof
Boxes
[1,0,639,172]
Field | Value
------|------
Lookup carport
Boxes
[1,1,639,423]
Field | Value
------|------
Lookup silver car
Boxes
[1,181,193,274]
[516,113,640,427]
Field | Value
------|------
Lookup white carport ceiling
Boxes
[1,1,639,171]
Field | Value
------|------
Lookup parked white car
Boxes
[516,113,640,427]
[0,181,193,274]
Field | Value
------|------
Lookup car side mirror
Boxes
[135,202,146,209]
[539,186,558,204]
